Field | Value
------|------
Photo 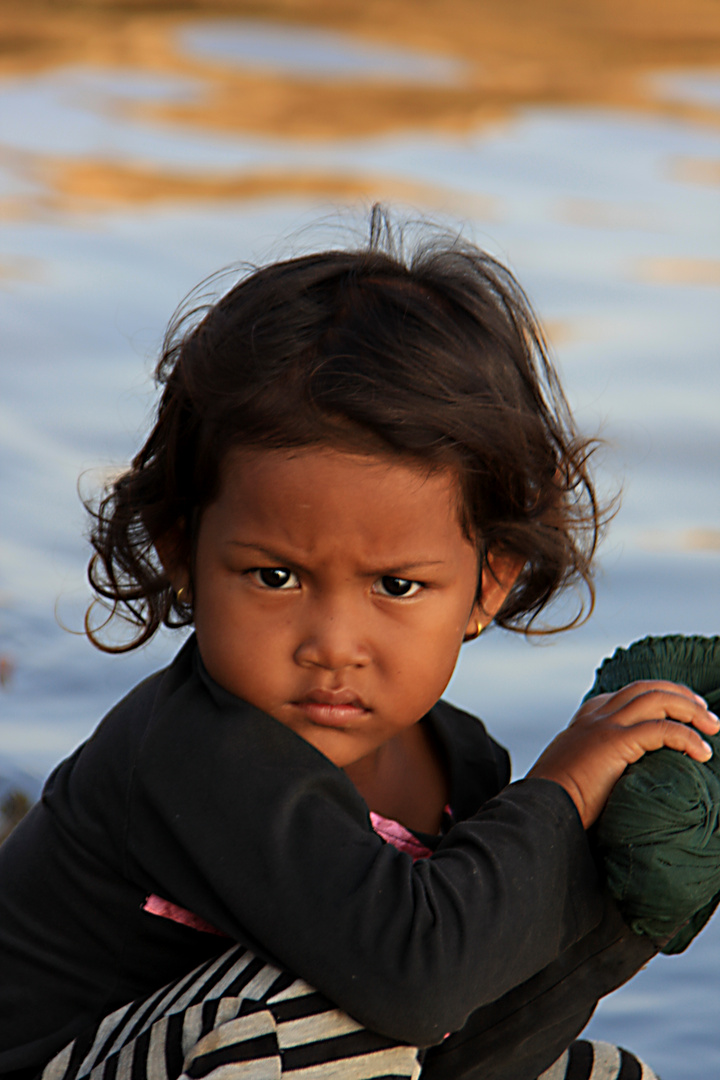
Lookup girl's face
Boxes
[170,446,519,769]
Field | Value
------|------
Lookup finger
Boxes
[592,679,707,710]
[624,718,713,764]
[599,688,720,735]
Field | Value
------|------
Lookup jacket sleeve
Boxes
[104,652,606,1047]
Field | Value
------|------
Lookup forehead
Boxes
[206,446,471,558]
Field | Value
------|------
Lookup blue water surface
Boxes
[0,28,719,1077]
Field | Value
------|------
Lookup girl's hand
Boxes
[527,681,720,829]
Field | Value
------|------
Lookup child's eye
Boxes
[374,576,423,598]
[251,568,300,590]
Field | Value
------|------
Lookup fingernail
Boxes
[709,712,720,725]
[694,693,708,706]
[702,740,713,756]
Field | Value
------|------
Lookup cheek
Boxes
[391,616,465,698]
[198,625,274,704]
[196,584,305,692]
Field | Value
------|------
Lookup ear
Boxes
[154,524,190,593]
[464,550,525,637]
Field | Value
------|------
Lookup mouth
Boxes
[292,690,370,728]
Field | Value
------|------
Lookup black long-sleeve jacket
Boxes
[0,636,654,1080]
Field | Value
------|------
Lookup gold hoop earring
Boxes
[176,586,186,603]
[463,620,483,642]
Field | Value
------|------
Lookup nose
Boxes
[294,597,368,671]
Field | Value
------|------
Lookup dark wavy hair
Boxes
[86,209,607,651]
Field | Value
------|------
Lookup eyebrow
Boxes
[225,541,445,571]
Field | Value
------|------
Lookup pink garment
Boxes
[368,811,434,861]
[142,893,228,936]
[143,809,439,933]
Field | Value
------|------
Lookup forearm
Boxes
[121,649,607,1044]
[134,767,604,1044]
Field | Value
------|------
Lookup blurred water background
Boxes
[0,0,719,1073]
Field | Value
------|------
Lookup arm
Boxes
[117,652,603,1046]
[75,652,717,1048]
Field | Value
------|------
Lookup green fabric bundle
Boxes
[585,634,720,954]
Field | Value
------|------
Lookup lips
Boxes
[292,689,369,728]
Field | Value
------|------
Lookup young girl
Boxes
[1,212,716,1080]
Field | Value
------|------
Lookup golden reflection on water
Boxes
[1,0,720,210]
[674,157,720,185]
[4,158,497,217]
[557,199,662,232]
[640,528,720,552]
[637,256,720,285]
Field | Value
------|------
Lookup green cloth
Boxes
[584,634,720,954]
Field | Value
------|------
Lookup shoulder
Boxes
[40,636,201,823]
[429,698,510,772]
[428,699,511,819]
[80,636,197,756]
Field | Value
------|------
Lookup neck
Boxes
[343,722,449,834]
